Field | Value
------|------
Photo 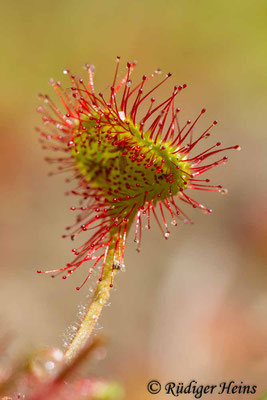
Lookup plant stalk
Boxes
[64,246,117,361]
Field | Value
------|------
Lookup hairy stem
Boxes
[64,246,117,361]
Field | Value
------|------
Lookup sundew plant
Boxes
[37,57,240,360]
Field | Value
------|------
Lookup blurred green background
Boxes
[1,0,266,398]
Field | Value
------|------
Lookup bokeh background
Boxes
[1,0,266,398]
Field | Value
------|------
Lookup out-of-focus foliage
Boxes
[0,338,124,400]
